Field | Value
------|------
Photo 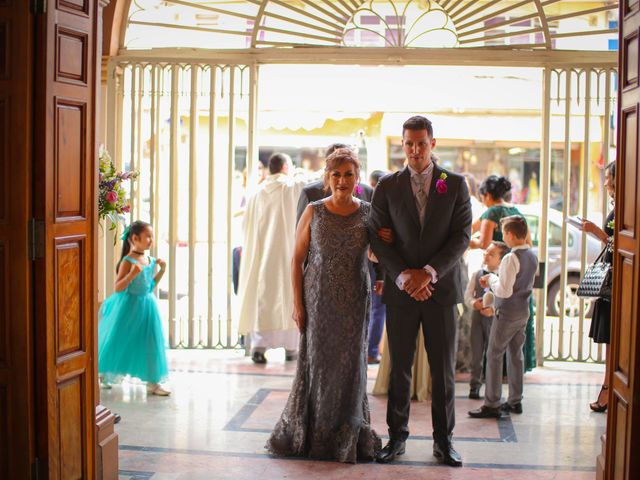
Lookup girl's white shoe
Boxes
[146,383,171,396]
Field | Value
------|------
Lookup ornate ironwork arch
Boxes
[123,0,619,52]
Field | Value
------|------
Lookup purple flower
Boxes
[436,179,448,194]
[354,185,363,196]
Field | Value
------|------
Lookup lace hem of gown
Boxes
[265,334,381,464]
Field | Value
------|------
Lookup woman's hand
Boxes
[473,299,483,310]
[378,227,394,244]
[292,302,306,333]
[580,219,608,243]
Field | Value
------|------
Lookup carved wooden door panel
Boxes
[34,0,99,477]
[600,1,640,479]
[0,1,36,479]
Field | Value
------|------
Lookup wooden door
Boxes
[0,1,36,479]
[598,1,640,479]
[34,0,100,477]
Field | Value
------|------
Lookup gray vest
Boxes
[496,248,538,318]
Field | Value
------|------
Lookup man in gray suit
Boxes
[295,143,373,223]
[369,116,472,467]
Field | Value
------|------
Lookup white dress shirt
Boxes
[487,245,529,298]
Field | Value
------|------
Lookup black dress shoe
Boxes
[469,387,481,399]
[376,439,406,463]
[251,351,267,364]
[468,405,502,418]
[501,402,523,414]
[433,442,463,467]
[113,413,122,424]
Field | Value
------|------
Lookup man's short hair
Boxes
[490,241,510,258]
[326,142,351,157]
[369,170,386,184]
[402,115,434,138]
[501,215,528,240]
[268,153,291,174]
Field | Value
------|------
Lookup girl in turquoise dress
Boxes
[470,175,536,372]
[99,220,170,396]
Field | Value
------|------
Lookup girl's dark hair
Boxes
[479,175,511,201]
[605,161,616,180]
[117,220,151,272]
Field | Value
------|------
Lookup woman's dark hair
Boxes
[117,220,151,272]
[479,175,511,201]
[605,161,616,180]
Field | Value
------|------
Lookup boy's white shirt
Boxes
[487,244,529,299]
[464,266,499,308]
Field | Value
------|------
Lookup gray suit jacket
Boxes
[296,180,373,223]
[368,164,472,306]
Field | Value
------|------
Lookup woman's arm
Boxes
[291,205,313,332]
[471,217,482,234]
[114,260,141,292]
[581,219,609,244]
[469,219,495,249]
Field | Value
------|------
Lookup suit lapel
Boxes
[421,162,441,235]
[399,167,421,229]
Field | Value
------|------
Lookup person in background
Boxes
[238,153,305,364]
[577,161,616,412]
[367,169,388,364]
[469,175,536,373]
[455,173,485,373]
[99,220,170,396]
[469,216,538,418]
[465,241,509,399]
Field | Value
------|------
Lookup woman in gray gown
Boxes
[267,148,381,463]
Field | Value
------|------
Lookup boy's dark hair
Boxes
[118,220,151,272]
[402,115,433,138]
[501,215,528,240]
[490,241,510,258]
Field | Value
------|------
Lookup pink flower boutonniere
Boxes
[435,172,448,195]
[354,184,363,196]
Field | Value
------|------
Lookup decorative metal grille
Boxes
[124,0,619,51]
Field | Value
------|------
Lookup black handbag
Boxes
[576,243,612,299]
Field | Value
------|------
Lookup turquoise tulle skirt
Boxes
[98,290,168,383]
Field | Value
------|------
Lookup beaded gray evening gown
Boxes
[266,200,381,463]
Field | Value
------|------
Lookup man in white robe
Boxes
[238,153,305,363]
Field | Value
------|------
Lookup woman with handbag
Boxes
[578,161,615,412]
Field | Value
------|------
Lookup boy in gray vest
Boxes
[465,241,510,399]
[468,216,538,418]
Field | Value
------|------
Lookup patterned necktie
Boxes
[413,174,428,226]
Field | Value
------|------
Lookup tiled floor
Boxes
[104,350,606,479]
